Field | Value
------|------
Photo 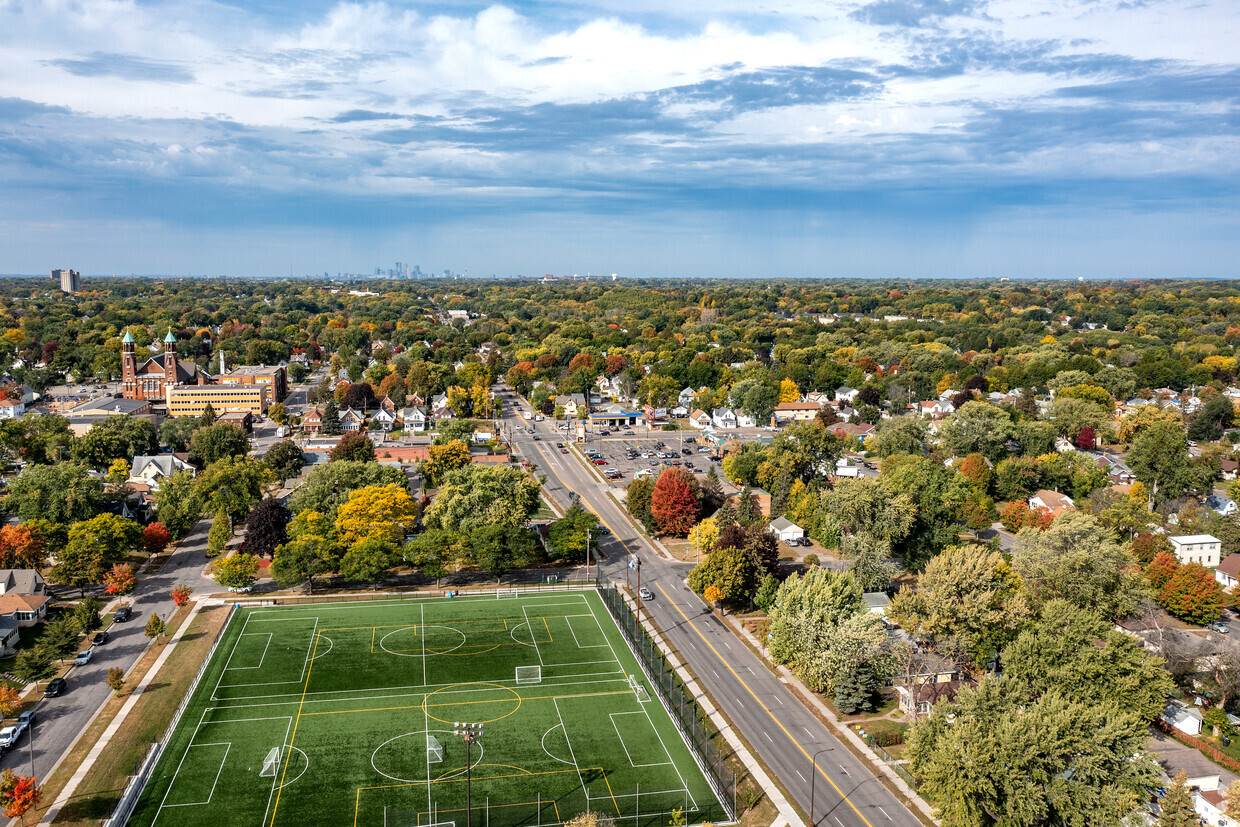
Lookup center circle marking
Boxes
[423,682,522,725]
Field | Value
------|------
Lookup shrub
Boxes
[803,554,820,567]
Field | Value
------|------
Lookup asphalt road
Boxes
[0,518,217,781]
[498,387,921,827]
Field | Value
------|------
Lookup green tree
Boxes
[1128,420,1192,502]
[320,400,342,435]
[406,529,468,586]
[13,647,54,683]
[272,511,340,593]
[470,524,536,581]
[199,402,217,427]
[214,552,260,589]
[206,509,232,556]
[546,501,600,562]
[907,678,1158,827]
[144,613,166,638]
[626,477,656,532]
[72,596,106,634]
[869,416,927,458]
[264,440,306,481]
[52,514,141,587]
[1157,771,1198,827]
[152,470,199,537]
[189,423,251,466]
[1011,512,1149,619]
[74,415,160,469]
[888,544,1029,670]
[288,460,407,517]
[939,401,1013,461]
[754,573,780,612]
[4,462,103,523]
[422,465,540,534]
[687,546,758,606]
[160,416,200,452]
[1189,394,1235,442]
[190,455,276,519]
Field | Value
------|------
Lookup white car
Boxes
[74,648,92,666]
[0,724,22,752]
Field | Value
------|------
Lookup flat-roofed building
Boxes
[167,384,267,418]
[219,364,287,403]
[63,396,156,436]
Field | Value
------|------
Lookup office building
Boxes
[52,268,80,293]
[219,364,287,403]
[166,384,267,418]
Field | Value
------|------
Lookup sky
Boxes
[0,0,1237,279]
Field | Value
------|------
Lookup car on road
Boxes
[864,462,877,470]
[114,606,132,622]
[1210,622,1230,634]
[556,442,564,448]
[44,678,67,698]
[624,430,635,435]
[639,587,653,600]
[0,723,24,753]
[560,448,569,454]
[74,648,93,666]
[92,630,108,646]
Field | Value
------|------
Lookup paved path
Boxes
[498,387,925,827]
[1,516,217,782]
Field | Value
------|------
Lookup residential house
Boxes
[1222,459,1239,481]
[302,407,323,433]
[378,396,397,414]
[1206,495,1238,516]
[768,517,804,543]
[432,404,455,422]
[431,392,449,411]
[1161,699,1204,736]
[0,590,50,628]
[735,412,757,428]
[678,387,697,408]
[835,386,859,404]
[560,394,587,419]
[1170,534,1222,568]
[1054,436,1077,453]
[401,406,427,432]
[863,592,890,616]
[670,405,689,419]
[1194,789,1239,827]
[1029,489,1076,518]
[910,400,954,417]
[408,392,425,407]
[772,402,821,423]
[688,409,712,429]
[0,619,18,657]
[0,399,25,419]
[372,407,398,432]
[804,391,831,407]
[1215,554,1240,591]
[339,407,365,432]
[129,454,196,490]
[711,408,738,429]
[725,487,771,517]
[0,569,47,598]
[827,422,876,444]
[897,680,963,717]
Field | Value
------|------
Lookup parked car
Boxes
[114,606,132,622]
[593,459,608,466]
[1209,622,1230,634]
[74,648,93,666]
[681,448,693,455]
[785,538,800,547]
[92,630,108,646]
[698,446,712,452]
[798,536,813,547]
[44,678,67,698]
[684,437,696,443]
[624,430,635,435]
[0,723,23,753]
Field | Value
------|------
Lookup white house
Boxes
[769,517,805,543]
[560,394,586,419]
[835,386,859,404]
[1170,534,1222,568]
[773,402,821,423]
[372,408,398,431]
[0,400,25,419]
[1194,788,1238,827]
[712,408,738,429]
[129,454,196,490]
[1217,554,1240,591]
[911,400,954,417]
[401,406,427,432]
[678,387,697,408]
[688,409,712,429]
[735,412,758,428]
[804,391,831,407]
[1029,490,1076,516]
[1207,494,1238,516]
[1161,699,1203,736]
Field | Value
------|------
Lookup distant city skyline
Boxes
[1,0,1237,278]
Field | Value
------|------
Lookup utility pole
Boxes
[453,722,484,827]
[634,557,642,625]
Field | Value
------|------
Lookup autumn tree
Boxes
[142,522,172,555]
[144,613,166,638]
[106,667,125,697]
[330,431,376,463]
[1160,562,1226,624]
[649,468,701,536]
[171,584,193,607]
[0,687,20,719]
[214,553,260,590]
[0,524,47,569]
[422,440,471,487]
[52,514,141,588]
[102,563,137,595]
[335,484,419,545]
[687,546,758,606]
[0,768,42,824]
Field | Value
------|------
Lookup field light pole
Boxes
[809,746,833,827]
[454,722,484,827]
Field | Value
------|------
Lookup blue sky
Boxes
[1,0,1237,278]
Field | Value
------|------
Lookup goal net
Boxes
[259,747,282,777]
[629,675,650,703]
[515,665,542,685]
[497,588,519,598]
[427,734,444,764]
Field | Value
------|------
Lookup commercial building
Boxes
[166,384,267,418]
[219,364,287,403]
[52,268,80,293]
[63,396,156,436]
[1170,534,1222,568]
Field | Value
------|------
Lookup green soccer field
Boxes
[127,590,727,827]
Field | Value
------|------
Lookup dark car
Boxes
[532,435,540,440]
[44,678,67,698]
[799,536,813,546]
[92,630,109,646]
[681,448,692,455]
[114,606,132,622]
[684,437,696,443]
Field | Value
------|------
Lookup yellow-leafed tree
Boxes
[335,484,419,545]
[778,377,800,403]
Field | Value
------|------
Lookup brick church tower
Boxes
[121,330,137,398]
[162,330,179,402]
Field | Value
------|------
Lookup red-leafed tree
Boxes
[604,354,628,375]
[330,431,376,463]
[1075,426,1096,450]
[142,522,172,556]
[649,468,701,537]
[1160,562,1226,624]
[0,768,41,824]
[1147,551,1180,589]
[103,563,137,595]
[0,525,47,570]
[568,353,594,372]
[171,584,193,607]
[958,453,991,491]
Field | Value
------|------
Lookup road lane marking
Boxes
[764,732,773,742]
[878,807,891,821]
[796,769,806,783]
[656,583,875,827]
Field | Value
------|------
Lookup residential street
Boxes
[0,517,216,781]
[498,388,923,827]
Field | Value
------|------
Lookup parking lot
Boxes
[569,432,720,488]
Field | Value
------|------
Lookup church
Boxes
[122,330,212,402]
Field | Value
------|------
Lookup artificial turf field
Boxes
[127,590,726,827]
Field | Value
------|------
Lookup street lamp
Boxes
[453,722,484,827]
[809,746,833,827]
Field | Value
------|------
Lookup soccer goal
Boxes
[259,747,282,777]
[427,734,444,764]
[497,588,519,598]
[629,675,651,703]
[515,665,542,685]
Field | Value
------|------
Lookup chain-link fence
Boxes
[597,583,736,821]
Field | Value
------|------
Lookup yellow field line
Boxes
[270,630,323,826]
[657,582,874,827]
[301,689,629,717]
